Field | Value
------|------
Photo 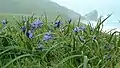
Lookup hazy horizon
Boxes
[51,0,120,31]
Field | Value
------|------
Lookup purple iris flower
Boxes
[73,26,86,32]
[31,19,43,29]
[21,26,26,33]
[21,26,34,38]
[43,32,53,41]
[54,20,61,28]
[26,30,33,38]
[73,27,80,32]
[79,26,86,31]
[2,19,7,26]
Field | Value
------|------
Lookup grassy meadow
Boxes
[0,0,120,68]
[0,13,120,68]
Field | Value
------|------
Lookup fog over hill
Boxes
[0,0,98,21]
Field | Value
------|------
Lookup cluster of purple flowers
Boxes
[26,30,33,38]
[31,19,43,29]
[43,31,53,41]
[1,18,97,52]
[21,26,26,33]
[73,26,86,32]
[20,19,53,42]
[21,19,43,38]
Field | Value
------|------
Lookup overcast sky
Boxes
[51,0,120,30]
[51,0,120,16]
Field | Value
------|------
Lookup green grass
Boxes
[0,13,120,68]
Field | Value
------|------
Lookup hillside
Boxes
[0,0,81,20]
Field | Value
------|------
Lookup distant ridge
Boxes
[0,0,98,21]
[0,0,80,20]
[84,10,98,21]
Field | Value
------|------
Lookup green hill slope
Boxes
[0,0,81,20]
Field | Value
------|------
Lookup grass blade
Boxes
[83,56,88,68]
[3,54,32,68]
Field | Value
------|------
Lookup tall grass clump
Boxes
[0,13,120,68]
